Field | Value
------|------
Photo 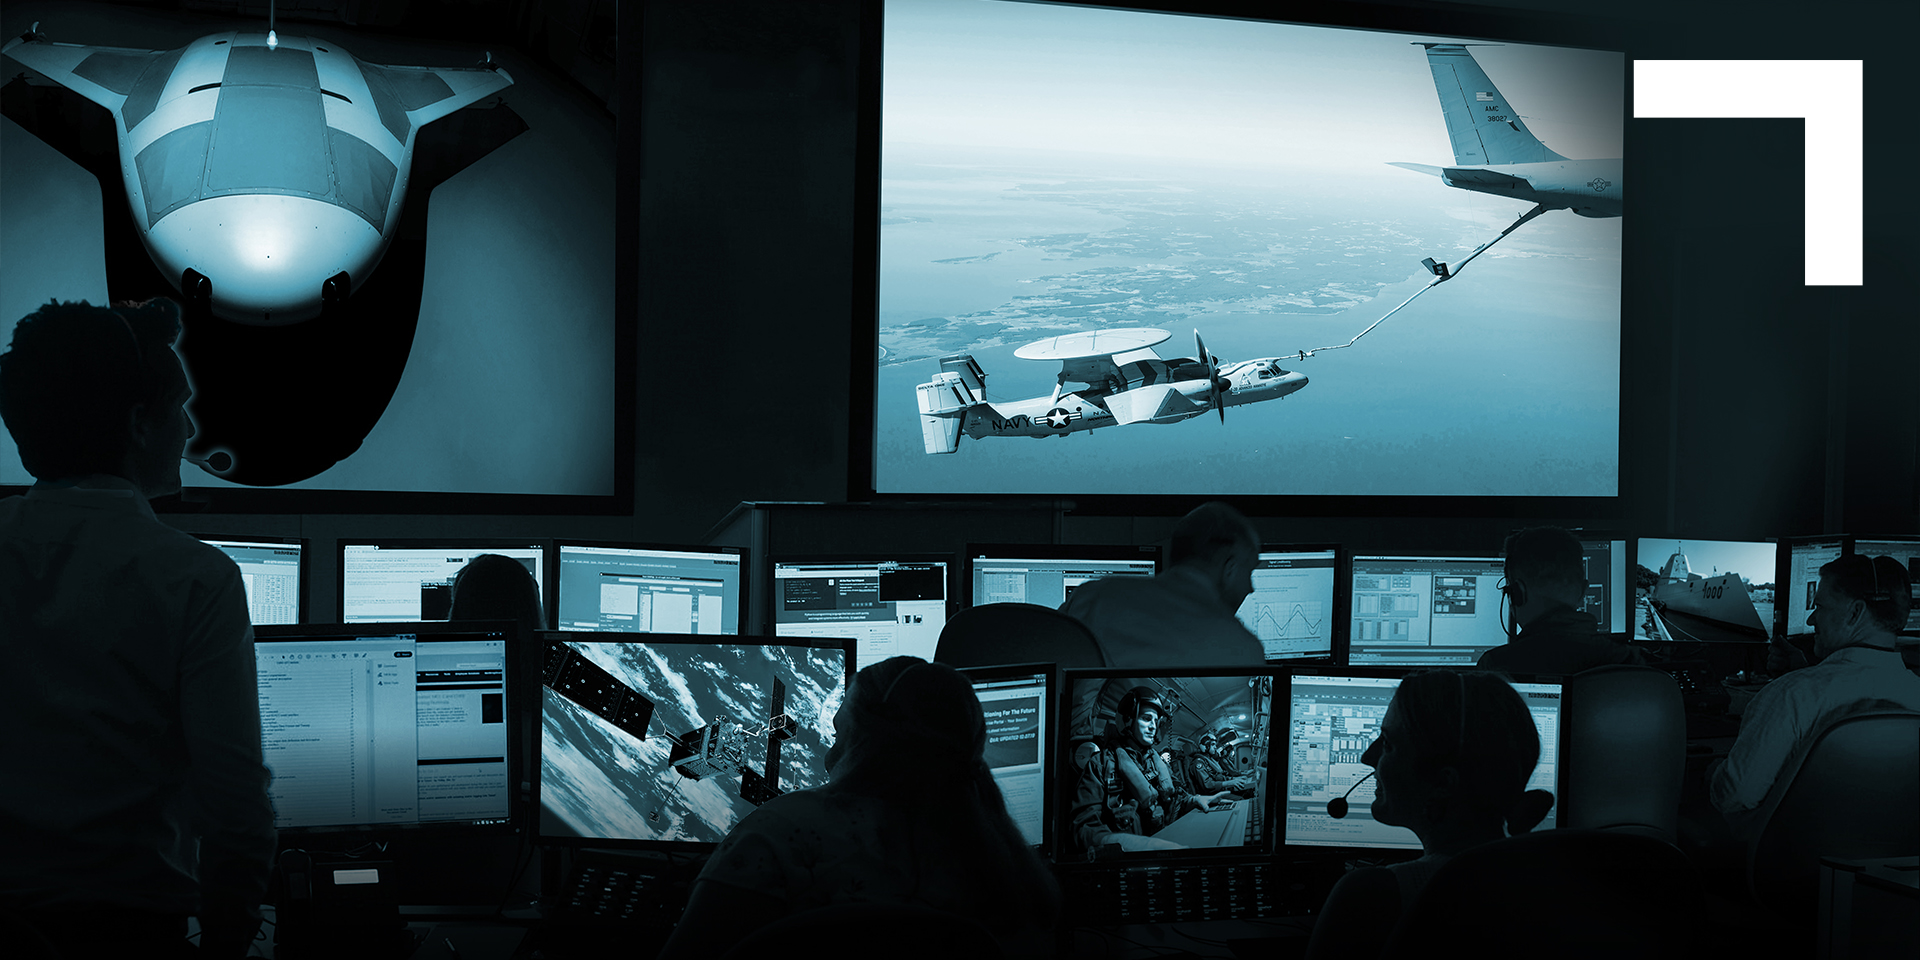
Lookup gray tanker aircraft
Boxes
[916,328,1307,455]
[1390,43,1621,220]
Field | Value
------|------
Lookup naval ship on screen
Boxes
[1650,548,1766,635]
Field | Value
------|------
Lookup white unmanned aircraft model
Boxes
[1390,43,1620,255]
[2,21,511,324]
[916,328,1307,455]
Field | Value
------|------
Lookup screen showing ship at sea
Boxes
[1633,538,1777,642]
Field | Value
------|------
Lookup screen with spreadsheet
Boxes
[773,558,947,661]
[202,537,303,624]
[1348,556,1507,665]
[1283,672,1560,850]
[340,543,545,623]
[253,623,516,832]
[1236,548,1336,661]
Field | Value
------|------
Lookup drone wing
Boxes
[353,54,513,141]
[2,30,176,119]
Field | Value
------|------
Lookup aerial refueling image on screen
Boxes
[876,0,1623,496]
[539,638,848,846]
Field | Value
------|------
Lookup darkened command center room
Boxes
[1,0,1914,958]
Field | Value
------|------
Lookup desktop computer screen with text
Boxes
[340,544,545,622]
[555,544,743,634]
[1348,556,1507,666]
[203,537,302,625]
[972,556,1157,609]
[968,668,1051,847]
[773,559,947,661]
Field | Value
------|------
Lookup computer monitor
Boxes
[252,621,522,834]
[1575,535,1629,636]
[1780,536,1848,638]
[1236,545,1338,661]
[966,544,1160,608]
[1632,538,1777,642]
[771,555,951,661]
[200,534,305,625]
[1057,667,1279,863]
[1348,556,1508,666]
[1281,669,1562,852]
[957,663,1054,849]
[536,632,853,851]
[1850,537,1920,635]
[339,541,546,623]
[554,541,746,635]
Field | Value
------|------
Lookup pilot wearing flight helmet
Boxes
[1072,687,1232,857]
[1189,729,1257,799]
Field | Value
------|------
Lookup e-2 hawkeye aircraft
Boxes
[916,328,1307,455]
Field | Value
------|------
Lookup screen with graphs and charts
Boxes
[1235,548,1336,661]
[1348,556,1508,665]
[1283,672,1561,850]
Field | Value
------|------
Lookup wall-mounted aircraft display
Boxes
[916,328,1308,454]
[1,21,511,325]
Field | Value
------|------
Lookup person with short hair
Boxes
[1071,686,1234,857]
[1060,501,1265,668]
[658,657,1059,960]
[0,299,276,959]
[1305,671,1555,960]
[1478,526,1644,675]
[1709,554,1920,830]
[1188,729,1256,798]
[449,553,545,634]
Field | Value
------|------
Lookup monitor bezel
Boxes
[1276,665,1565,858]
[955,661,1058,855]
[193,532,309,624]
[252,619,528,838]
[532,630,857,854]
[335,538,551,624]
[552,539,750,636]
[1054,664,1285,866]
[963,542,1164,609]
[1243,542,1344,664]
[849,0,1631,518]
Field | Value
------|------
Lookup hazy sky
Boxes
[884,0,1624,177]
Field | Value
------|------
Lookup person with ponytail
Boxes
[657,656,1060,959]
[1304,671,1555,960]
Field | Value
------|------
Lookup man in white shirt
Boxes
[1059,502,1265,668]
[0,299,275,959]
[1710,554,1920,831]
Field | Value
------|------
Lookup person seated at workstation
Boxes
[1708,554,1920,836]
[1304,671,1555,960]
[1060,501,1266,667]
[448,552,545,633]
[657,657,1059,960]
[1479,526,1644,676]
[1188,730,1257,799]
[0,299,276,959]
[1072,686,1236,858]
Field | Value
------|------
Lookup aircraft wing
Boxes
[356,57,514,131]
[1,34,171,115]
[1387,161,1531,191]
[1108,382,1207,426]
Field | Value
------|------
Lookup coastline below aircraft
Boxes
[2,20,511,324]
[1390,43,1620,221]
[916,328,1307,455]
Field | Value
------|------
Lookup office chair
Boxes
[1563,664,1687,842]
[717,902,1008,960]
[1379,828,1706,960]
[1745,711,1920,920]
[933,602,1104,669]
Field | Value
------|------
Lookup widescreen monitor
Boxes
[253,621,521,834]
[966,544,1160,608]
[1851,538,1920,635]
[1236,546,1338,661]
[555,542,746,635]
[958,663,1054,849]
[1781,536,1848,638]
[1282,670,1561,851]
[1057,667,1280,863]
[772,556,951,662]
[1632,538,1776,642]
[537,632,853,851]
[1348,556,1507,666]
[339,541,546,623]
[200,534,305,625]
[868,0,1623,498]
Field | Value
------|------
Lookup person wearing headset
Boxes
[1709,554,1920,833]
[1478,526,1644,676]
[1071,686,1234,857]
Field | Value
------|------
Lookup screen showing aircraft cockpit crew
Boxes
[873,0,1622,498]
[537,633,850,849]
[1059,669,1278,861]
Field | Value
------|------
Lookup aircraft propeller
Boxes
[1196,330,1225,423]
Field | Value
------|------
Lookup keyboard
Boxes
[550,851,692,924]
[1061,860,1314,924]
